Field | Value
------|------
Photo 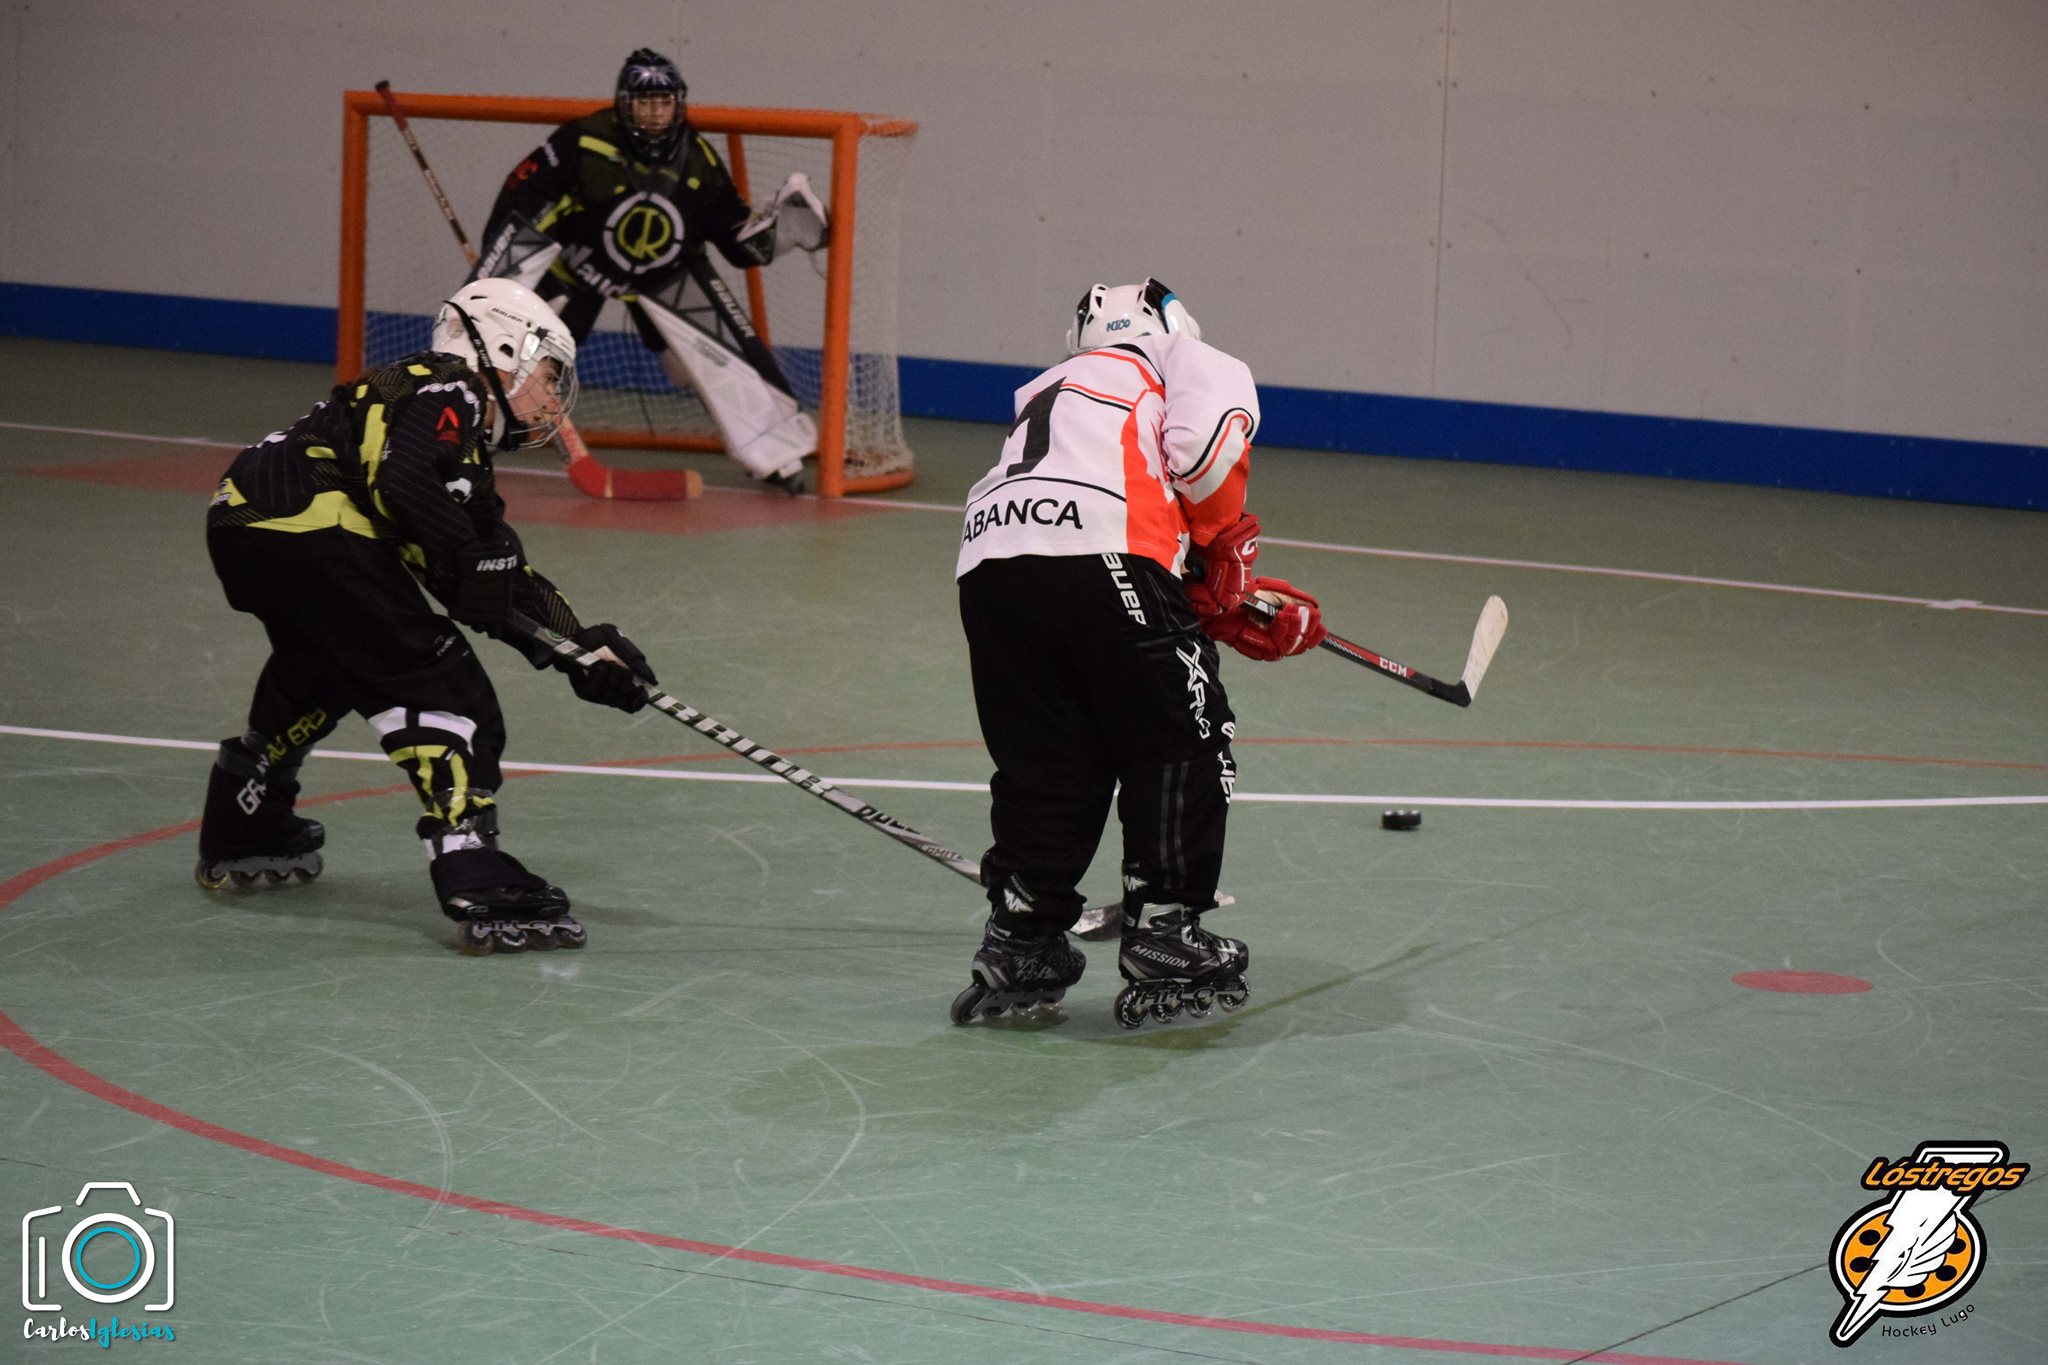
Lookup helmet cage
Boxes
[433,282,578,452]
[614,48,687,162]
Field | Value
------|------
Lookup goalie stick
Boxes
[1250,593,1509,707]
[372,81,699,503]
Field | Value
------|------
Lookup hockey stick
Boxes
[372,81,699,503]
[510,612,984,878]
[510,614,1145,931]
[1250,593,1509,707]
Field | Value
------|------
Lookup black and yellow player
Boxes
[198,278,657,955]
[476,48,830,492]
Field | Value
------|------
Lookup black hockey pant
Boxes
[959,553,1237,933]
[206,526,509,848]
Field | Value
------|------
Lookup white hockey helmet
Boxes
[1065,278,1201,354]
[431,278,578,451]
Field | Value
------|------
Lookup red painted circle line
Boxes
[0,794,1757,1365]
[1732,971,1874,995]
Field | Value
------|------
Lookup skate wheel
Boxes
[1151,994,1183,1023]
[551,921,587,950]
[1113,987,1147,1030]
[230,870,259,887]
[194,859,232,892]
[262,868,289,883]
[949,982,990,1025]
[456,923,498,957]
[1217,984,1249,1012]
[1186,987,1216,1018]
[291,854,324,883]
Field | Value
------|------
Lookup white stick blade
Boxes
[1459,596,1510,699]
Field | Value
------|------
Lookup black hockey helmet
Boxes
[615,48,688,161]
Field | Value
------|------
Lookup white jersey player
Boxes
[949,280,1327,1031]
[957,282,1256,578]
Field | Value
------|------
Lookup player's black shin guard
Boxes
[195,733,326,890]
[420,806,583,955]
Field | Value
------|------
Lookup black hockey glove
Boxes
[446,535,523,632]
[555,624,658,713]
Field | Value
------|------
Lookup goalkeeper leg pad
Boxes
[639,295,816,483]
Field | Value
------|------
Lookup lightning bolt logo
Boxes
[1826,1142,2027,1346]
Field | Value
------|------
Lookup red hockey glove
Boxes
[1183,513,1262,619]
[1203,578,1327,662]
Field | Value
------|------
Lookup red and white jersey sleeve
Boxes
[955,332,1258,580]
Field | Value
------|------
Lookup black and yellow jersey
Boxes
[208,353,580,644]
[478,109,761,304]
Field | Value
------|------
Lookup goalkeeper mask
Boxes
[615,47,688,162]
[431,279,579,452]
[1066,278,1201,354]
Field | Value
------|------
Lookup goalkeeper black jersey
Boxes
[479,110,762,304]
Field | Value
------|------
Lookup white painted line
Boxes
[1234,793,2048,811]
[2,420,233,448]
[1261,537,2048,618]
[11,418,2043,616]
[5,725,2041,813]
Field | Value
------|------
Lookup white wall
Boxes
[4,0,2044,444]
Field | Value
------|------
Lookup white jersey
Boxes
[955,332,1258,579]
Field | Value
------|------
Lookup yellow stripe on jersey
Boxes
[246,490,378,538]
[535,194,576,234]
[304,445,337,460]
[578,134,621,160]
[359,403,397,523]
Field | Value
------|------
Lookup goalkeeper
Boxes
[197,279,658,956]
[475,47,829,494]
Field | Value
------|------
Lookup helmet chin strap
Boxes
[447,301,528,451]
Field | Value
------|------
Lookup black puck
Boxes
[1380,809,1422,831]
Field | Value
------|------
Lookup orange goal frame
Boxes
[338,90,917,496]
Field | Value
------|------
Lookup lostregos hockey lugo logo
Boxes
[1827,1142,2028,1346]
